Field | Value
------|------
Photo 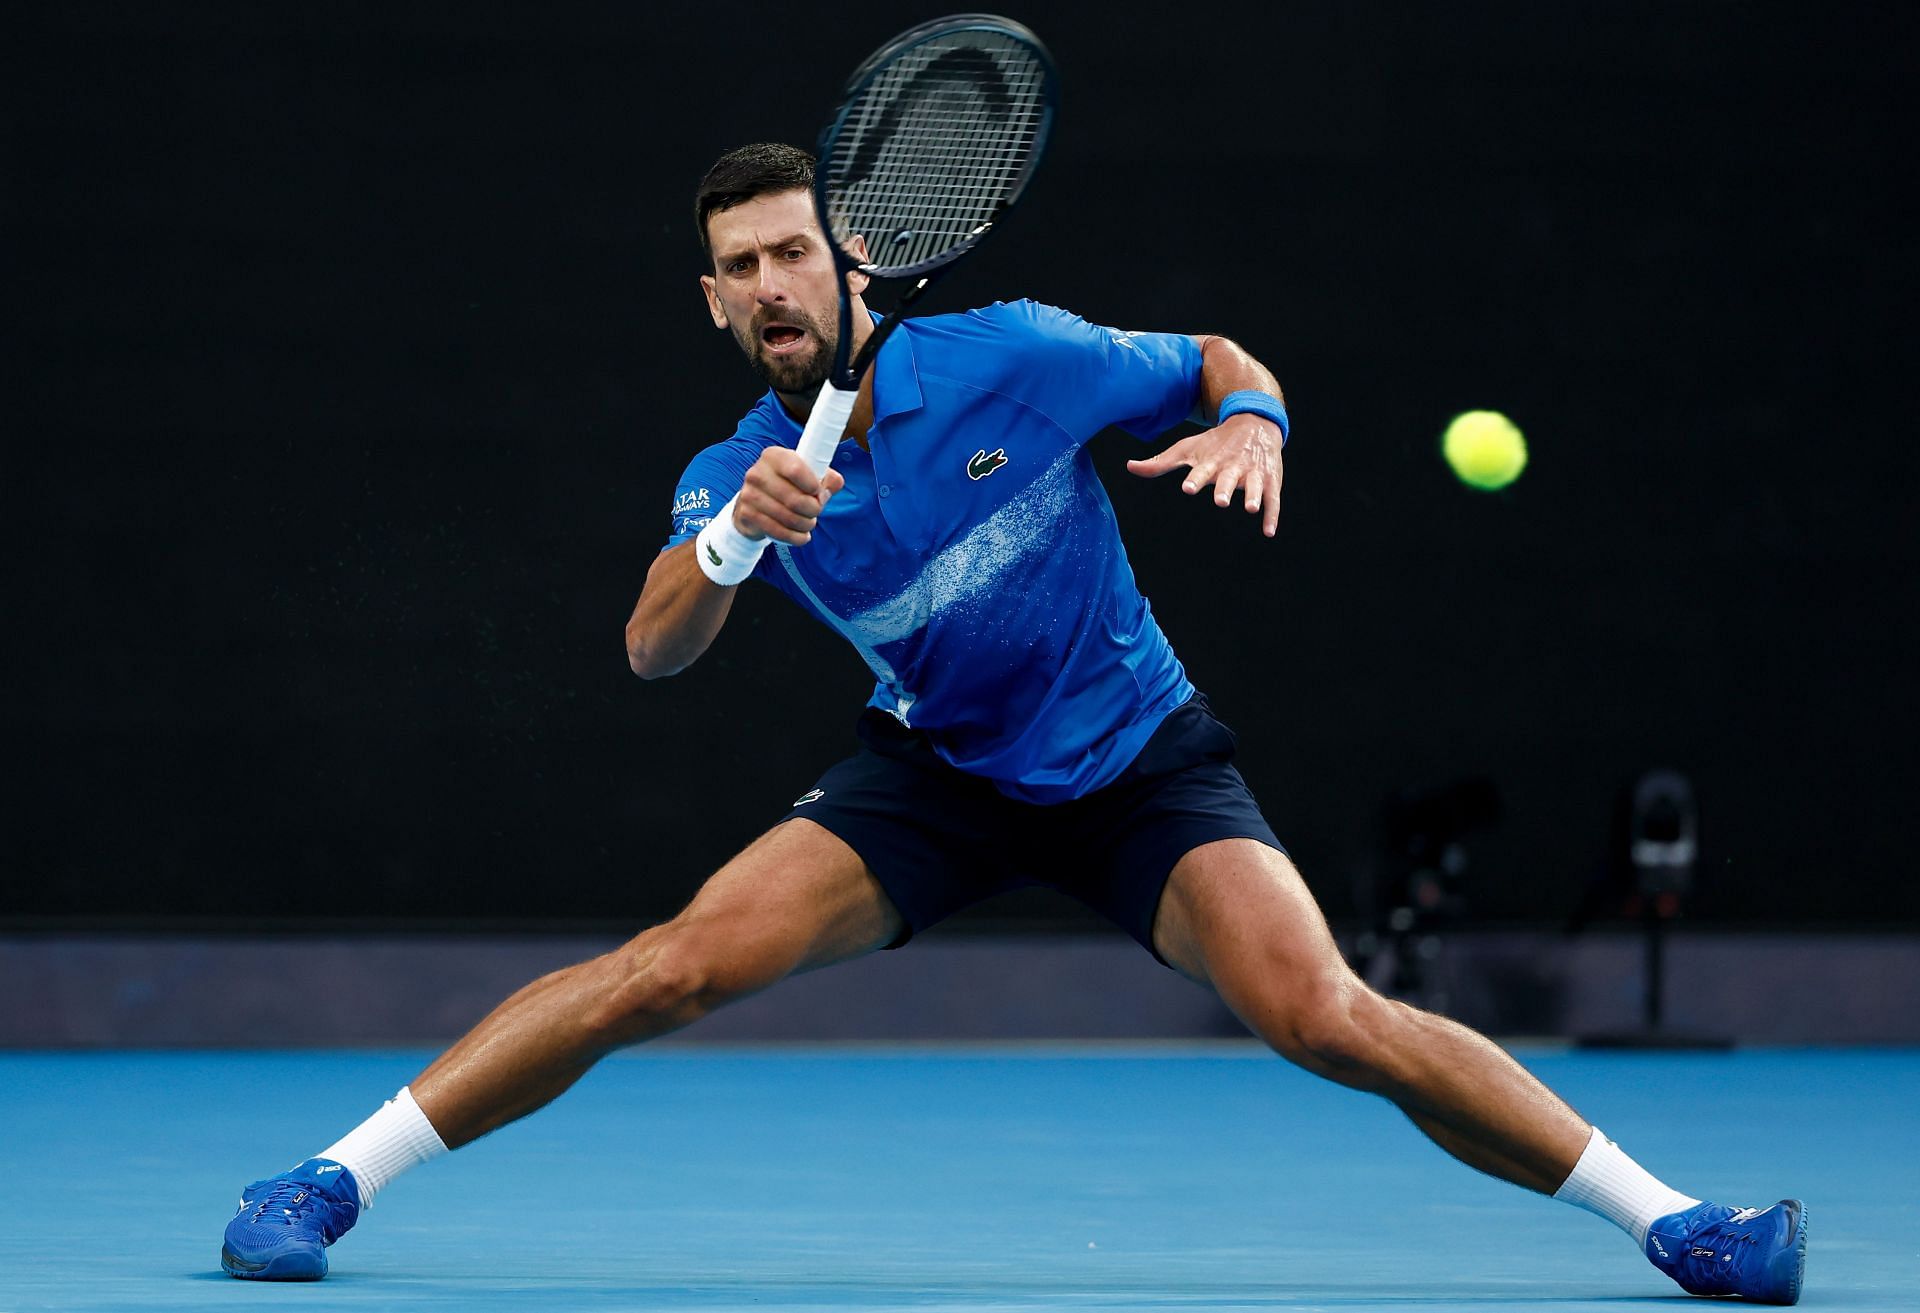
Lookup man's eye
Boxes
[782,247,805,260]
[727,261,750,275]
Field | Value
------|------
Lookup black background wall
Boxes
[8,1,1915,930]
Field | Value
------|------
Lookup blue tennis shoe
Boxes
[220,1157,361,1280]
[1645,1199,1807,1304]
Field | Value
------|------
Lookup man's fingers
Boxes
[739,492,822,535]
[760,449,823,496]
[1241,466,1264,516]
[738,453,842,546]
[774,498,826,531]
[1182,460,1218,496]
[1214,464,1243,508]
[746,469,831,519]
[740,504,815,544]
[1125,439,1193,479]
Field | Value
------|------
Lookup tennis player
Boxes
[220,144,1807,1304]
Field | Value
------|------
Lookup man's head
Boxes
[693,143,816,264]
[695,143,867,396]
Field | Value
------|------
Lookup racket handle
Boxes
[793,382,859,478]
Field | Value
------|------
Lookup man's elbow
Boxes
[625,624,678,680]
[628,650,681,681]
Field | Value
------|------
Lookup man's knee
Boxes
[1255,967,1400,1081]
[580,925,761,1046]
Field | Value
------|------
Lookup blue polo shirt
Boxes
[664,299,1202,804]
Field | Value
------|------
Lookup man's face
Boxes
[700,189,867,395]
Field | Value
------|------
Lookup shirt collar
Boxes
[760,311,924,436]
[869,313,925,422]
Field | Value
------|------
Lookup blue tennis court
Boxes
[1,1046,1909,1310]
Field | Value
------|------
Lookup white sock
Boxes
[1553,1125,1701,1246]
[317,1086,449,1210]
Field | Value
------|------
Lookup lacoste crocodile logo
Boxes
[967,448,1008,480]
[706,543,723,567]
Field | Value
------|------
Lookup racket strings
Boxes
[856,52,1043,258]
[826,29,1049,277]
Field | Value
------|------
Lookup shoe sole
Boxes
[221,1244,327,1281]
[1770,1198,1808,1306]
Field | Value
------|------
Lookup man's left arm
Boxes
[1125,335,1287,538]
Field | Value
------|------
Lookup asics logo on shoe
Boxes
[1728,1207,1762,1222]
[1648,1236,1670,1259]
[315,1165,342,1174]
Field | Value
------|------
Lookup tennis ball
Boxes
[1441,410,1527,491]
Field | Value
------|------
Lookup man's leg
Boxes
[1152,837,1587,1189]
[412,818,900,1147]
[223,819,899,1279]
[1150,838,1806,1303]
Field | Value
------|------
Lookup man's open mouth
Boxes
[761,324,807,354]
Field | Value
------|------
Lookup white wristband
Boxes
[694,496,767,587]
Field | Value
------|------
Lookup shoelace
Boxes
[245,1180,318,1226]
[1671,1208,1763,1293]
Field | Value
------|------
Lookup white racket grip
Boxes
[793,382,859,478]
[693,495,765,587]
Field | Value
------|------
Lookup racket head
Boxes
[814,14,1057,284]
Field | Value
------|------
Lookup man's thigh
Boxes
[771,712,1034,948]
[668,818,906,983]
[1049,696,1284,959]
[1150,838,1348,1000]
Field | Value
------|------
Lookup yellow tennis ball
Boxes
[1442,410,1528,491]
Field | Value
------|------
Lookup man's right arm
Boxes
[624,541,737,680]
[625,447,845,680]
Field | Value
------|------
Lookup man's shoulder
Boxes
[907,298,1087,351]
[727,389,796,445]
[676,391,791,481]
[901,300,1111,404]
[704,391,792,453]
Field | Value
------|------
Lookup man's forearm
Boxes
[1195,335,1284,419]
[624,542,738,679]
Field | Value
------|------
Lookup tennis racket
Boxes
[791,13,1058,477]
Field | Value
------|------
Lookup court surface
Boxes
[1,1046,1911,1311]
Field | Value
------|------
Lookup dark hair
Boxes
[694,143,816,262]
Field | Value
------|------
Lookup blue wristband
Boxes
[1215,389,1289,446]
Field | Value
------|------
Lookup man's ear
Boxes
[845,233,872,296]
[700,274,728,329]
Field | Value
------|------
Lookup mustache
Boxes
[752,307,820,337]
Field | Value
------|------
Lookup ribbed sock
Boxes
[317,1086,449,1210]
[1553,1125,1701,1246]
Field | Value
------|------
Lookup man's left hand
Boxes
[1126,414,1284,538]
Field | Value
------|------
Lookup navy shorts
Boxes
[776,694,1285,961]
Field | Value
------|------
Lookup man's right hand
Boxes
[734,448,846,545]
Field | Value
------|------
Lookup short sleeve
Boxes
[982,300,1204,443]
[662,439,760,552]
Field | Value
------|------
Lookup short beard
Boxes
[740,306,838,396]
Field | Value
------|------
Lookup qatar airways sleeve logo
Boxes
[673,488,713,517]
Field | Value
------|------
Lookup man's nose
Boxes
[753,262,788,304]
